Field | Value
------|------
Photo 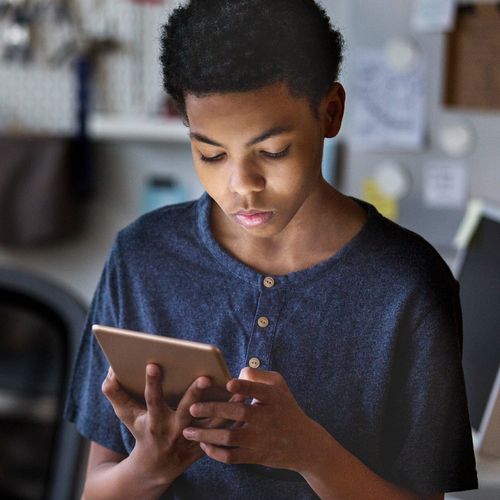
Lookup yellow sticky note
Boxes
[362,178,399,221]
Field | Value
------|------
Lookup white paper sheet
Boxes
[422,160,468,209]
[411,0,456,33]
[349,49,427,152]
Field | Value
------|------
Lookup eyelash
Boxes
[199,145,291,163]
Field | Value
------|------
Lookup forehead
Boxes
[185,82,313,128]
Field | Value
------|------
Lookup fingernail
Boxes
[197,377,211,389]
[107,366,112,378]
[147,364,158,376]
[190,403,200,415]
[183,428,195,439]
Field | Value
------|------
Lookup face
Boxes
[185,82,345,240]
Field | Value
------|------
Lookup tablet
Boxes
[92,324,232,408]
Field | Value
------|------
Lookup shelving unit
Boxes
[88,114,191,143]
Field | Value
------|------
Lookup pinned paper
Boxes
[362,178,399,221]
[349,49,427,152]
[411,0,456,33]
[422,160,468,209]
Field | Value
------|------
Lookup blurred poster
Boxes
[349,49,427,152]
[411,0,456,33]
[422,160,468,209]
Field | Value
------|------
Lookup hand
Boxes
[181,367,325,473]
[101,363,220,483]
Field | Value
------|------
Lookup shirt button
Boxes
[263,276,275,288]
[257,316,269,328]
[248,357,261,368]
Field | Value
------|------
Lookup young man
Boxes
[64,1,478,498]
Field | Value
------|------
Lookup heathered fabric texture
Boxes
[64,192,478,498]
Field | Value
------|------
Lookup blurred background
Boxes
[0,0,499,499]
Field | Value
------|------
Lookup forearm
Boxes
[300,423,420,500]
[82,450,175,500]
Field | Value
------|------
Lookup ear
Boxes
[323,82,346,139]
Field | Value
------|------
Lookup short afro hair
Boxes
[159,0,345,122]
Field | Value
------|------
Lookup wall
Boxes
[1,0,499,302]
[326,0,500,256]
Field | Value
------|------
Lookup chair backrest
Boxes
[0,266,87,500]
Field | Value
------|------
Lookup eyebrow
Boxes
[189,125,295,149]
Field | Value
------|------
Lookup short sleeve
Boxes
[63,238,129,455]
[381,281,478,495]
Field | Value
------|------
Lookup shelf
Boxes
[88,114,191,143]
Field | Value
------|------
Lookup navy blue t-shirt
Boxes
[64,192,478,498]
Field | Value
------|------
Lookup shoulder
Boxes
[354,200,458,303]
[120,198,199,243]
[111,197,201,258]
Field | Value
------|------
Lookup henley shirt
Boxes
[65,191,478,498]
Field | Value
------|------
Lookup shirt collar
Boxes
[196,191,379,288]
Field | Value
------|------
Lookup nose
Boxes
[228,160,265,196]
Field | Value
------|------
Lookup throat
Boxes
[210,194,367,276]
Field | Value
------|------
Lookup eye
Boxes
[262,145,291,159]
[199,153,225,163]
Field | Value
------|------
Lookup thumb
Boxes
[102,367,143,427]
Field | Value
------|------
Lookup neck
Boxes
[210,181,367,275]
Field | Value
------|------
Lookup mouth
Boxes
[232,209,274,228]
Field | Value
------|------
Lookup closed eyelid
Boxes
[198,145,290,163]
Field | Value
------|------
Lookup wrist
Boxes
[294,419,337,478]
[127,446,175,489]
[291,417,336,477]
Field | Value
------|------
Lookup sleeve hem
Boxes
[65,405,129,456]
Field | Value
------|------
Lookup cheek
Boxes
[194,163,226,196]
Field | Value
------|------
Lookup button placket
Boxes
[245,280,283,370]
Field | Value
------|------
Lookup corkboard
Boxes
[444,4,500,110]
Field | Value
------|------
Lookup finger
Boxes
[239,367,287,388]
[102,367,142,426]
[193,392,248,430]
[226,378,275,404]
[183,427,253,449]
[176,376,213,425]
[190,401,253,423]
[230,393,247,404]
[199,442,256,465]
[144,363,171,422]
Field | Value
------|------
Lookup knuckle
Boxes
[221,431,234,447]
[220,449,233,464]
[145,393,162,408]
[101,378,113,397]
[147,423,160,436]
[199,402,213,416]
[238,405,251,422]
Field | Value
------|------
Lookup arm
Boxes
[300,422,444,500]
[183,368,444,500]
[82,442,171,500]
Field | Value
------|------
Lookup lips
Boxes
[235,209,269,216]
[232,209,274,228]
